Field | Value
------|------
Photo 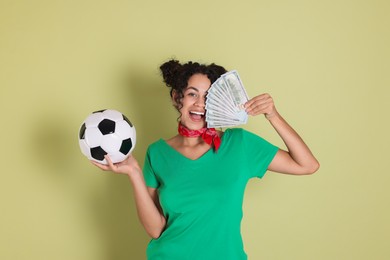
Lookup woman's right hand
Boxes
[91,154,142,177]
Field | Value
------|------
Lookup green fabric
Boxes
[143,128,278,260]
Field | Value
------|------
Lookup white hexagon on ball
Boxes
[85,113,104,128]
[85,127,103,147]
[102,109,124,122]
[101,133,122,153]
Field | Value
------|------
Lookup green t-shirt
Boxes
[143,128,278,260]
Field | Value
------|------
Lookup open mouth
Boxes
[189,111,205,121]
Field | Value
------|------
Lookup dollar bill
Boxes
[222,70,249,110]
[206,83,237,114]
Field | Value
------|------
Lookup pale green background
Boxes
[1,0,389,259]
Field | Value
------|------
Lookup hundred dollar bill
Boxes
[222,70,249,110]
[206,110,248,126]
[206,84,237,114]
[205,102,236,118]
[207,118,247,128]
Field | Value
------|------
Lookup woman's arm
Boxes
[245,93,320,175]
[92,155,166,238]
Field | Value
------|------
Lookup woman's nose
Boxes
[195,96,205,107]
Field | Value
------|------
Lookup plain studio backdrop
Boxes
[1,0,389,259]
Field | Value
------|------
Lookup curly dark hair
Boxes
[160,59,227,110]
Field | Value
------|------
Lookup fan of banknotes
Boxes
[205,70,249,128]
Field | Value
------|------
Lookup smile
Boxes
[189,111,205,121]
[190,111,205,116]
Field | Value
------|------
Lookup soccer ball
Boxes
[78,109,136,165]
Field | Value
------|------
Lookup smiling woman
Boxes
[175,75,210,127]
[92,59,319,259]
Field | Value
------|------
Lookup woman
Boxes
[92,59,319,259]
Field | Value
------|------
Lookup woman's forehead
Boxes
[186,74,211,91]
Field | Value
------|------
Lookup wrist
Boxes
[127,169,144,181]
[265,110,280,121]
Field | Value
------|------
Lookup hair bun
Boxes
[160,59,182,88]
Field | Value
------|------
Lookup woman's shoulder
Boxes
[147,134,181,152]
[223,127,246,136]
[223,128,266,143]
[219,128,245,143]
[147,138,166,151]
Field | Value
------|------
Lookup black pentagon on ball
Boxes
[98,119,116,135]
[122,115,133,127]
[93,109,106,113]
[120,138,133,155]
[90,146,107,161]
[79,123,86,139]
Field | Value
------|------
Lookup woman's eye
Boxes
[188,93,197,97]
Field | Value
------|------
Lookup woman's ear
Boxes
[171,90,179,108]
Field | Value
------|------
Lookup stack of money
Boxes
[205,70,249,128]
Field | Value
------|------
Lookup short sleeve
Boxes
[143,147,159,188]
[241,129,279,179]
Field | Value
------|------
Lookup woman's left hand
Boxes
[244,93,278,119]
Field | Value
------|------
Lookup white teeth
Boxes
[190,111,204,115]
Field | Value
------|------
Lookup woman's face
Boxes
[177,73,211,130]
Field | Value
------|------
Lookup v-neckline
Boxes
[159,139,214,162]
[159,129,229,161]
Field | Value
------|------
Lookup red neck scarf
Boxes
[178,123,221,152]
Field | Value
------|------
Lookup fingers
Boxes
[104,155,115,169]
[90,155,117,172]
[245,93,271,110]
[91,160,110,171]
[90,154,136,177]
[245,93,275,116]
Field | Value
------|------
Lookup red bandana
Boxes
[178,123,221,152]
